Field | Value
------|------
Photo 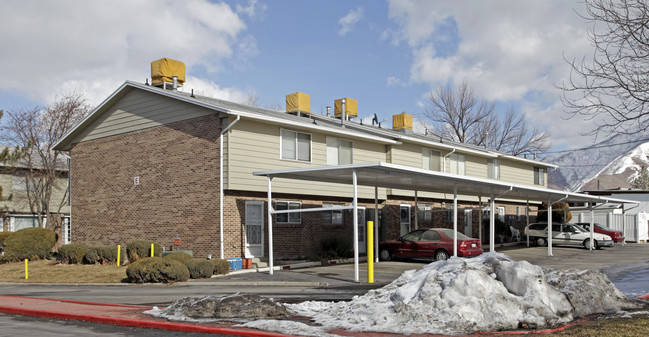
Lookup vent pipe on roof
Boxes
[341,99,346,128]
[172,75,178,91]
[485,132,489,148]
[326,106,331,117]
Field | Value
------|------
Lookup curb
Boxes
[0,296,290,337]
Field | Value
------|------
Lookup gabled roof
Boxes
[0,145,69,172]
[53,81,556,168]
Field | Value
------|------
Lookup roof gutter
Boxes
[220,114,240,259]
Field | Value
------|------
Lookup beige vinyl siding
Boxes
[499,159,539,186]
[74,89,214,144]
[466,155,487,179]
[0,173,69,215]
[387,143,421,168]
[226,119,387,199]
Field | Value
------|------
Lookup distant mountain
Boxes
[546,132,649,192]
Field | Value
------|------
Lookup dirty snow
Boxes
[147,252,641,336]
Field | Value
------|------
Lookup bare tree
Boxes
[1,93,89,228]
[425,82,550,156]
[560,0,649,135]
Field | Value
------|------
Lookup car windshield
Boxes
[439,229,471,240]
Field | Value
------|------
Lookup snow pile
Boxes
[545,268,641,317]
[146,293,289,321]
[284,253,576,335]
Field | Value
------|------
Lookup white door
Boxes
[245,201,264,258]
[464,209,473,237]
[357,207,366,254]
[400,204,411,236]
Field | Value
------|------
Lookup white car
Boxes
[523,223,613,249]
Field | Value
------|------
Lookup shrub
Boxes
[210,258,230,275]
[320,236,352,259]
[0,232,12,246]
[126,240,161,262]
[3,228,56,262]
[125,257,189,283]
[84,245,125,265]
[186,258,214,279]
[162,252,193,265]
[58,243,90,264]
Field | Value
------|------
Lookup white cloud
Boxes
[338,7,364,36]
[0,0,252,106]
[183,76,248,103]
[386,76,407,87]
[387,0,595,148]
[236,0,267,20]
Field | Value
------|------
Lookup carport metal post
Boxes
[490,193,495,252]
[590,203,594,251]
[622,204,627,245]
[267,176,274,275]
[353,169,359,283]
[266,175,273,275]
[414,190,419,230]
[453,185,458,257]
[526,200,530,247]
[374,185,379,263]
[548,200,553,257]
[478,196,482,243]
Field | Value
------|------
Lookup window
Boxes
[12,175,38,192]
[422,149,441,171]
[326,137,353,165]
[422,230,441,241]
[516,206,522,221]
[63,217,71,244]
[10,216,42,232]
[275,201,301,224]
[497,207,505,222]
[445,204,454,223]
[488,158,500,179]
[281,129,311,162]
[449,153,466,175]
[534,167,545,185]
[323,202,344,225]
[417,203,433,222]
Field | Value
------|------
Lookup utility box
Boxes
[226,258,242,270]
[151,58,186,86]
[393,112,413,131]
[286,92,311,114]
[334,97,357,117]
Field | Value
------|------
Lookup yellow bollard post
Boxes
[150,243,154,257]
[117,245,121,266]
[25,259,28,280]
[367,221,374,283]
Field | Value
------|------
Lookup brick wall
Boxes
[69,114,221,258]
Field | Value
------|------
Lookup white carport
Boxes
[253,162,638,282]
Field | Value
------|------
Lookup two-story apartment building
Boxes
[0,150,71,244]
[53,77,555,260]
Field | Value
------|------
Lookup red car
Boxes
[379,228,483,261]
[576,222,625,243]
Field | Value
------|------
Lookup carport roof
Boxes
[253,162,638,205]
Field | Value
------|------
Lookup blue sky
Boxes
[0,0,598,151]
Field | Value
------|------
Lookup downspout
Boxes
[220,115,241,259]
[442,149,455,173]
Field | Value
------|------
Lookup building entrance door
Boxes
[245,201,264,258]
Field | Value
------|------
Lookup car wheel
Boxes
[583,239,599,250]
[594,240,601,250]
[379,249,392,261]
[535,237,547,247]
[435,250,449,261]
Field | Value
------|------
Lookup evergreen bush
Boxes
[83,245,124,265]
[125,257,189,283]
[162,251,193,265]
[58,243,90,264]
[0,232,12,246]
[126,240,161,262]
[3,228,56,262]
[210,258,230,275]
[186,258,214,279]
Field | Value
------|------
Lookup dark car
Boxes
[576,222,625,243]
[379,228,483,262]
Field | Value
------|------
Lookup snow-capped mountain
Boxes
[547,132,649,192]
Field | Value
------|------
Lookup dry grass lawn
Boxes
[0,259,127,283]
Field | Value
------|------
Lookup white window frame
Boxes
[445,204,454,223]
[449,153,466,175]
[534,167,545,185]
[9,215,45,232]
[417,203,433,222]
[280,129,312,162]
[275,201,302,224]
[326,137,353,165]
[497,207,505,222]
[63,216,71,244]
[323,202,344,225]
[488,158,500,180]
[422,149,441,171]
